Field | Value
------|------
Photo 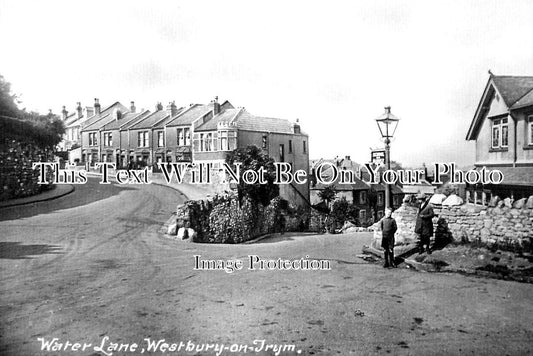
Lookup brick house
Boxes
[80,100,128,166]
[192,101,309,206]
[99,109,151,168]
[76,97,310,206]
[466,73,533,203]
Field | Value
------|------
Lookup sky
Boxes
[1,0,532,167]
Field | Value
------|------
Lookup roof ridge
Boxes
[229,107,244,123]
[492,75,533,79]
[112,110,145,129]
[510,86,533,107]
[166,103,202,126]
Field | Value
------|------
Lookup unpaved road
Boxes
[1,179,532,355]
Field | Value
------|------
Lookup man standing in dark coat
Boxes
[380,208,397,268]
[415,194,435,254]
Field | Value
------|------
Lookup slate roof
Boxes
[235,111,295,134]
[101,111,150,130]
[82,113,112,131]
[153,108,185,129]
[194,109,240,131]
[477,166,533,185]
[492,76,533,107]
[129,110,170,130]
[371,183,404,194]
[467,74,533,140]
[312,175,370,191]
[119,110,152,130]
[166,104,213,126]
[511,88,533,109]
[81,102,127,128]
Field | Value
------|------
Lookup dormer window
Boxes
[491,117,508,149]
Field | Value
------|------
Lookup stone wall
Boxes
[174,193,308,243]
[0,140,54,201]
[388,200,533,252]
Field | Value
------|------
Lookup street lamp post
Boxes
[375,106,400,210]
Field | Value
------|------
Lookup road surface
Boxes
[1,179,532,355]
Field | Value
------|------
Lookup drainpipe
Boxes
[510,112,517,168]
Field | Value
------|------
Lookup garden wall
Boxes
[388,199,533,252]
[174,193,308,243]
[0,140,54,201]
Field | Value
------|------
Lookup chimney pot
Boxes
[213,96,221,115]
[76,102,83,119]
[130,101,136,113]
[61,106,68,120]
[167,101,177,116]
[94,98,101,114]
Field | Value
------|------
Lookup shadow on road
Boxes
[0,241,63,259]
[0,179,136,221]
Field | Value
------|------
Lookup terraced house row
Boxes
[59,97,310,204]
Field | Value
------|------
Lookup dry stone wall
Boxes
[174,193,308,243]
[0,140,54,201]
[390,199,533,252]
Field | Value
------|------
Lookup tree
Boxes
[0,75,21,118]
[225,145,279,206]
[318,185,337,210]
[0,74,65,148]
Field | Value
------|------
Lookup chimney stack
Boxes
[130,101,136,113]
[293,118,301,134]
[76,102,82,119]
[113,109,122,121]
[61,106,68,120]
[156,102,163,111]
[212,96,220,115]
[94,98,101,115]
[167,101,178,116]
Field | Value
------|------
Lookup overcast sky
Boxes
[1,0,532,167]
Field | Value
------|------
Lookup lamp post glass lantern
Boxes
[375,106,400,210]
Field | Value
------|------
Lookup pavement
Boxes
[0,184,74,208]
[1,180,533,355]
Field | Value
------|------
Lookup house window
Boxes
[158,131,164,147]
[289,140,293,153]
[138,131,149,148]
[262,135,268,149]
[103,132,112,147]
[359,210,366,222]
[377,192,384,206]
[279,144,285,162]
[359,191,367,204]
[204,133,212,152]
[491,118,508,148]
[178,128,184,146]
[303,140,307,154]
[89,132,97,146]
[184,128,190,145]
[393,195,399,206]
[219,131,228,151]
[528,116,533,145]
[377,211,384,219]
